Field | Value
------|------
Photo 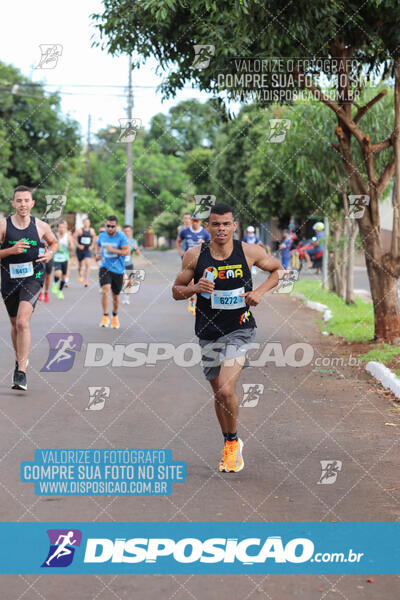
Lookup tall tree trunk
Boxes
[358,214,400,342]
[346,219,357,304]
[301,48,400,340]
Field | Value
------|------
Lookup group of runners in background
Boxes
[36,216,139,314]
[0,187,140,390]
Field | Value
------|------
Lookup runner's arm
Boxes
[241,245,282,305]
[0,218,21,258]
[90,229,97,252]
[73,229,81,244]
[109,244,129,256]
[176,235,184,256]
[95,237,101,261]
[172,248,214,300]
[38,222,58,263]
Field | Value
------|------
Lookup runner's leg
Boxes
[15,300,34,372]
[112,291,120,315]
[10,316,17,356]
[83,257,90,286]
[101,283,110,315]
[210,358,244,435]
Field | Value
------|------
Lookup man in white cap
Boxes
[242,226,266,274]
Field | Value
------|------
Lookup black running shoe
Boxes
[12,370,27,391]
[12,361,18,385]
[12,359,29,385]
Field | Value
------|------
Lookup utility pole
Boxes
[85,114,91,188]
[125,56,134,228]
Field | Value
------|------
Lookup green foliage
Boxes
[152,210,180,242]
[93,0,400,101]
[0,62,81,213]
[359,344,400,367]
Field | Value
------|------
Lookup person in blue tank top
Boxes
[0,185,58,391]
[172,203,282,474]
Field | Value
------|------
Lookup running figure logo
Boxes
[118,118,142,143]
[41,333,83,372]
[192,45,215,69]
[41,529,82,568]
[36,44,63,69]
[240,384,264,407]
[43,195,67,220]
[317,460,343,484]
[274,269,299,294]
[122,269,145,294]
[267,119,291,143]
[85,386,110,411]
[194,195,216,219]
[347,195,370,219]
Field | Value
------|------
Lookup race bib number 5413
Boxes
[9,262,34,279]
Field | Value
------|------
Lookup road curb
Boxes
[366,361,400,399]
[292,293,332,322]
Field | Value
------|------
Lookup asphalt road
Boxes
[0,250,399,598]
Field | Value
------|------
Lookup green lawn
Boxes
[293,280,400,369]
[294,280,374,343]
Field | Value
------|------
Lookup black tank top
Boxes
[78,228,93,248]
[1,215,44,292]
[194,239,256,339]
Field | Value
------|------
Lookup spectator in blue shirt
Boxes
[279,230,292,269]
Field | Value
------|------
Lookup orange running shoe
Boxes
[111,315,120,329]
[99,315,110,328]
[38,291,43,302]
[224,438,244,473]
[219,443,228,472]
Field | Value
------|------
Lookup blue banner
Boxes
[0,522,398,574]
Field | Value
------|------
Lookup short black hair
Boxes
[106,215,118,223]
[123,224,132,229]
[13,185,32,198]
[209,203,235,219]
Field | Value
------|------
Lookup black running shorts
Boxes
[1,279,42,317]
[99,267,124,295]
[53,261,68,275]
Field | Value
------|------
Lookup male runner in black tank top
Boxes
[74,217,96,286]
[0,186,58,390]
[172,203,282,473]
